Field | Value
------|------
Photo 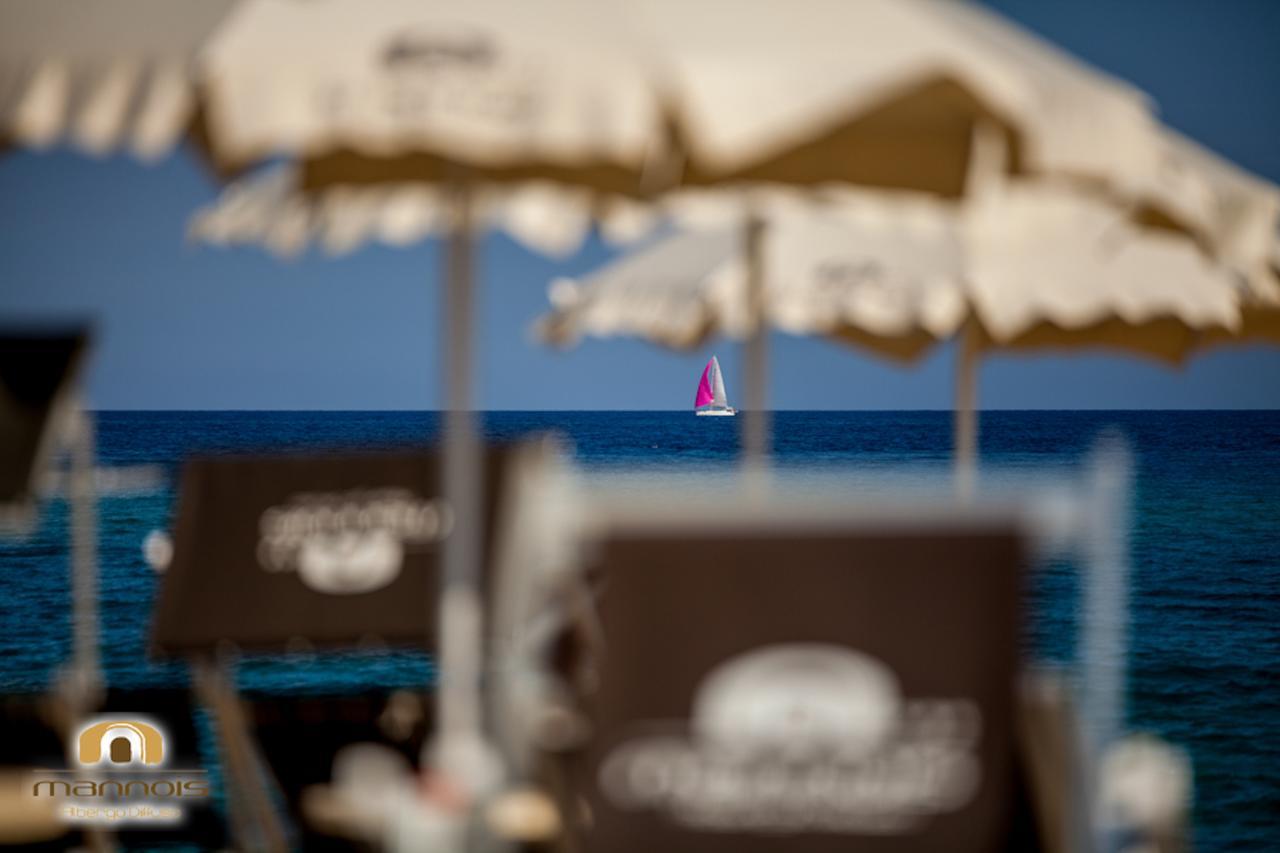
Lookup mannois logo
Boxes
[29,715,208,827]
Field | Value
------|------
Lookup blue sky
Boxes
[1,0,1278,410]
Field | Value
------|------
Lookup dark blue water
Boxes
[1,410,1277,849]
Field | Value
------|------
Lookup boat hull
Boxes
[696,408,736,416]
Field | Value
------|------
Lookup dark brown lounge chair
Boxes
[534,508,1072,852]
[150,443,525,850]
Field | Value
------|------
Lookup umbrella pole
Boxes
[1081,436,1132,848]
[952,118,1003,499]
[954,320,980,498]
[743,211,769,480]
[67,405,102,711]
[430,175,499,796]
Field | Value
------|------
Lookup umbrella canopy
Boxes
[541,193,964,361]
[633,0,1157,196]
[539,185,1243,363]
[960,186,1248,362]
[200,0,659,193]
[188,165,654,259]
[1200,243,1280,348]
[200,0,1167,203]
[1134,131,1280,291]
[1,0,1180,211]
[1215,304,1280,345]
[0,0,237,159]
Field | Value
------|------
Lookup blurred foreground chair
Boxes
[536,505,1044,852]
[149,441,549,851]
[492,444,1186,853]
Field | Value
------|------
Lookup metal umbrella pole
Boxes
[65,404,103,713]
[49,405,109,853]
[428,175,502,797]
[953,319,981,499]
[742,209,770,484]
[952,121,1004,501]
[1081,436,1132,848]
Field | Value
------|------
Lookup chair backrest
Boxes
[0,328,87,511]
[151,445,515,656]
[553,512,1028,852]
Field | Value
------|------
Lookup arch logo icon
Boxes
[75,718,165,767]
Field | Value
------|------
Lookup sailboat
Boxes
[694,356,736,416]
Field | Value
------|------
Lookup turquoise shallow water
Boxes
[0,410,1276,849]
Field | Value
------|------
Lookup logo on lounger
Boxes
[258,489,450,594]
[598,645,982,834]
[29,716,208,827]
[383,27,496,69]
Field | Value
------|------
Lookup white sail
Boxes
[711,356,729,407]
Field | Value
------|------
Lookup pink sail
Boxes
[694,360,715,408]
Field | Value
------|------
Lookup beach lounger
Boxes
[518,499,1071,852]
[149,443,528,849]
[152,446,517,655]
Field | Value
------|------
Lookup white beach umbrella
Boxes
[0,0,237,159]
[539,184,1246,491]
[542,184,1243,358]
[200,0,1167,199]
[199,2,654,793]
[542,190,972,356]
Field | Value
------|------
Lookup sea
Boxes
[1,410,1276,850]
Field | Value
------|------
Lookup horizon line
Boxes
[88,407,1280,413]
